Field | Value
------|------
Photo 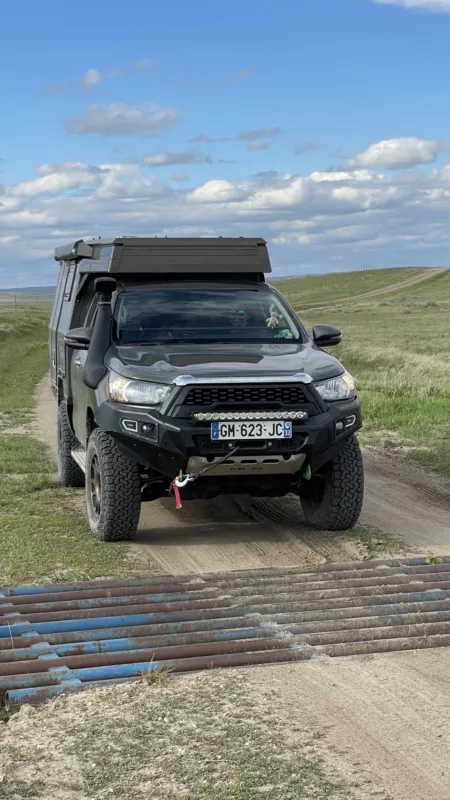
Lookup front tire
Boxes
[57,402,85,488]
[301,435,364,531]
[85,429,141,541]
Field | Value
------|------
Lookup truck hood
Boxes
[106,341,345,383]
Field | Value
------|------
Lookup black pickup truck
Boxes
[49,236,363,541]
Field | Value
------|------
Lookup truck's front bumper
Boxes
[95,397,362,479]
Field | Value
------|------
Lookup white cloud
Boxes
[64,103,181,137]
[248,140,269,151]
[310,169,377,182]
[374,0,450,10]
[5,147,450,285]
[82,69,101,90]
[345,137,440,170]
[143,150,211,166]
[8,163,101,196]
[187,180,244,203]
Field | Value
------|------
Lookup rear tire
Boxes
[301,435,364,531]
[85,429,141,541]
[57,402,85,488]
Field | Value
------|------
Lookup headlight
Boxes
[109,373,172,405]
[314,371,356,401]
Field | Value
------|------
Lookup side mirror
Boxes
[95,277,117,299]
[312,324,342,348]
[64,327,93,349]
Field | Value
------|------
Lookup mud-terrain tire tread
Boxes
[301,434,364,531]
[57,402,85,487]
[86,429,141,541]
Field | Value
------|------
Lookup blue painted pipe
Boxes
[0,627,269,662]
[6,676,143,706]
[2,590,450,639]
[0,659,164,690]
[3,589,450,640]
[0,590,218,614]
[0,611,217,638]
[45,617,256,645]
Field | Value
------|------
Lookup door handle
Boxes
[74,356,82,367]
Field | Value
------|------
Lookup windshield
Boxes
[113,287,303,344]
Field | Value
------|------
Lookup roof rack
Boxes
[54,237,271,275]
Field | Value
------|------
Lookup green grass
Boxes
[0,292,53,311]
[0,673,366,800]
[275,266,424,309]
[281,269,450,475]
[0,312,50,429]
[0,310,146,586]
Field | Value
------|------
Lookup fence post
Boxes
[14,294,16,314]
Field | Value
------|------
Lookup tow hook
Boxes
[171,446,241,509]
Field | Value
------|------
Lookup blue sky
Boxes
[1,0,450,286]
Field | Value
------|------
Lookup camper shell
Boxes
[49,237,271,392]
[49,236,363,542]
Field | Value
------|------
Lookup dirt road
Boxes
[35,375,450,574]
[305,266,449,310]
[252,649,450,800]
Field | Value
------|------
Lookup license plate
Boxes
[211,421,292,441]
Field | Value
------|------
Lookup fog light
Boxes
[335,420,345,434]
[141,422,158,441]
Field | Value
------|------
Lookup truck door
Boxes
[49,262,69,391]
[72,296,98,445]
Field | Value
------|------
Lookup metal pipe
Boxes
[0,627,274,663]
[0,617,259,650]
[323,633,450,658]
[4,585,450,629]
[0,637,292,678]
[2,590,450,640]
[5,557,448,597]
[0,589,221,615]
[5,572,450,616]
[3,556,450,706]
[4,647,308,704]
[293,620,450,646]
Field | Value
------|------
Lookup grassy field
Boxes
[281,268,450,475]
[0,292,54,311]
[276,266,425,309]
[0,671,370,800]
[0,310,140,586]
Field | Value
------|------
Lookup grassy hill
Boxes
[279,267,450,475]
[274,267,428,309]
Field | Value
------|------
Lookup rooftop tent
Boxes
[54,237,272,276]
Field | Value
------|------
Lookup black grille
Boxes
[184,385,307,407]
[194,435,306,455]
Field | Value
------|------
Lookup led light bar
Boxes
[193,411,308,422]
